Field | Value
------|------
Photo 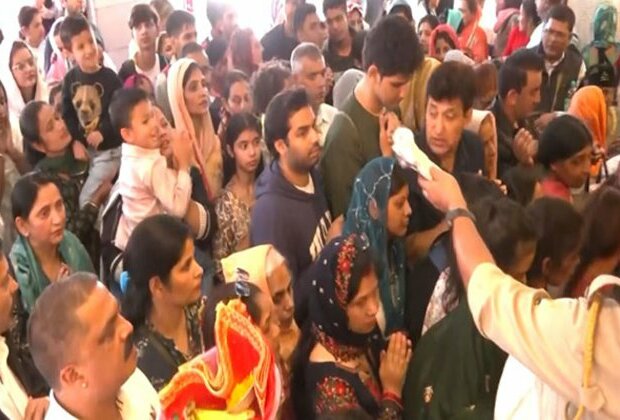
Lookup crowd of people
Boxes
[0,0,618,418]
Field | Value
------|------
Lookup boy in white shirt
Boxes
[109,87,193,251]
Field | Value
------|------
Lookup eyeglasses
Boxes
[543,28,569,40]
[11,58,35,73]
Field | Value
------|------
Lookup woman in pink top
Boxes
[537,115,592,203]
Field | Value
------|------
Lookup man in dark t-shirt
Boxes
[261,0,301,61]
[322,0,366,81]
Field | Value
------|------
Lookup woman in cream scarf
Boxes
[167,58,223,199]
[0,38,48,119]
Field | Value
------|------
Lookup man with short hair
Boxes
[526,0,563,48]
[418,61,485,175]
[493,49,544,177]
[529,4,585,129]
[321,15,424,217]
[166,10,197,61]
[118,4,166,85]
[206,0,238,43]
[293,3,324,47]
[250,88,332,283]
[291,42,337,147]
[261,0,302,61]
[322,0,366,81]
[28,273,160,419]
[406,61,486,258]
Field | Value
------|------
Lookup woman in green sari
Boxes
[10,173,94,313]
[19,101,110,263]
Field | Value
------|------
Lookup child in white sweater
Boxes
[109,88,193,250]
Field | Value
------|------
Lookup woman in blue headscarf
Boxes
[343,157,412,335]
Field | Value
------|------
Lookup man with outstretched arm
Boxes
[417,167,620,419]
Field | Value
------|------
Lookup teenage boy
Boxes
[321,15,423,217]
[118,4,167,85]
[60,15,122,207]
[166,10,198,62]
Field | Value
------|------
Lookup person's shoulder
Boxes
[98,66,121,79]
[261,24,283,43]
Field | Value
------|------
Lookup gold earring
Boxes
[81,382,87,389]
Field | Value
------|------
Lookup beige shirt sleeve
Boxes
[466,262,586,406]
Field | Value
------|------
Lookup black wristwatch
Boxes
[445,207,476,228]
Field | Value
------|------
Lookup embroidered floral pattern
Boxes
[315,376,359,414]
[335,235,359,307]
[312,324,365,363]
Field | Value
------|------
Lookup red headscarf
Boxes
[429,24,461,59]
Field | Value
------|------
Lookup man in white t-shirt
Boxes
[28,274,160,420]
[118,4,165,86]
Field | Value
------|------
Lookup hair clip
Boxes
[234,279,251,299]
[120,271,130,295]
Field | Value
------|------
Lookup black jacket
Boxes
[530,44,583,112]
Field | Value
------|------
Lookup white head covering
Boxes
[0,39,49,118]
[466,109,498,179]
[443,49,476,67]
[333,68,364,110]
[167,58,222,198]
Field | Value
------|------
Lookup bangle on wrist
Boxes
[382,391,403,408]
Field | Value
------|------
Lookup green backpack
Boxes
[402,299,508,420]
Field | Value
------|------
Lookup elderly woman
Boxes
[221,244,298,371]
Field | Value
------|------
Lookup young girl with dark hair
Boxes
[213,113,264,264]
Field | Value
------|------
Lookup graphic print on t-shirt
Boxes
[71,81,103,135]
